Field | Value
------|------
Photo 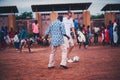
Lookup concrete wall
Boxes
[83,10,91,27]
[104,12,115,26]
[41,13,51,35]
[8,14,16,30]
[115,12,120,21]
[0,15,8,29]
[50,12,58,22]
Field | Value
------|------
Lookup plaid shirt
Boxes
[45,19,66,46]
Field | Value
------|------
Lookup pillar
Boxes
[104,12,115,26]
[36,13,42,35]
[72,12,75,19]
[83,10,91,27]
[26,19,30,33]
[8,14,16,30]
[50,12,58,22]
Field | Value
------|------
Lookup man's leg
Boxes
[60,44,67,66]
[48,46,57,68]
[67,36,74,58]
[67,46,74,63]
[60,44,69,69]
[67,36,75,63]
[67,46,74,56]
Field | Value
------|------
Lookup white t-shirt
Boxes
[63,17,74,36]
[14,35,19,42]
[113,22,117,32]
[94,27,100,33]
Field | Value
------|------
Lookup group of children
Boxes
[0,27,16,50]
[0,25,50,52]
[74,24,92,49]
[101,20,120,46]
[73,19,120,48]
[1,19,120,52]
[0,26,33,52]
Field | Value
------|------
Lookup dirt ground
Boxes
[0,44,120,80]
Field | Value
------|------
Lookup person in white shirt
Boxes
[113,20,118,46]
[93,26,100,45]
[62,11,76,63]
[14,32,20,50]
[77,30,86,48]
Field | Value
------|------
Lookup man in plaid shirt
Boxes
[45,16,69,69]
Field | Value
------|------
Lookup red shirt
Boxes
[9,31,15,38]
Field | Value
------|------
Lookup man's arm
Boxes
[71,19,76,39]
[44,24,52,40]
[71,27,76,39]
[60,22,70,40]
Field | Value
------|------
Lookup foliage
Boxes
[16,12,33,20]
[91,14,104,19]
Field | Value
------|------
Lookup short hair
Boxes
[57,16,63,22]
[15,32,18,35]
[34,20,38,24]
[67,11,72,15]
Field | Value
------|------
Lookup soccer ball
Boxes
[73,56,80,62]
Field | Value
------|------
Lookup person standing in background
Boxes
[82,25,88,48]
[73,19,79,43]
[108,21,113,46]
[87,25,92,45]
[105,27,110,45]
[9,28,15,45]
[0,27,5,50]
[13,32,20,50]
[101,23,106,46]
[113,19,118,46]
[93,26,100,45]
[32,20,39,40]
[73,19,79,35]
[117,19,120,46]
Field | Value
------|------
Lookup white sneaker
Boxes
[67,59,73,63]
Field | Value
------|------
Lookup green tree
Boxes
[16,12,33,20]
[91,14,104,19]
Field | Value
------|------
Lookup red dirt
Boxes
[0,45,120,80]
